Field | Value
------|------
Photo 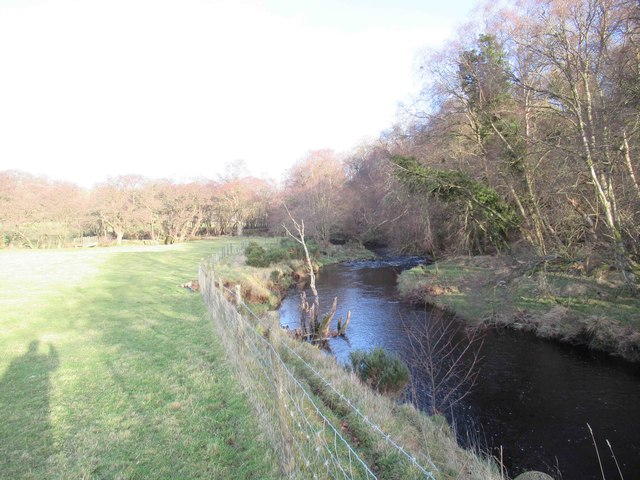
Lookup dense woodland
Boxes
[2,0,639,280]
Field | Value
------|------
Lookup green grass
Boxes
[317,242,377,265]
[397,263,492,320]
[397,256,640,360]
[0,240,278,479]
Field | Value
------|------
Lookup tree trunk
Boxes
[622,130,640,199]
[571,79,634,285]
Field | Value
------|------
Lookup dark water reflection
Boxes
[279,260,640,480]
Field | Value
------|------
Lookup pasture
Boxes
[0,240,277,479]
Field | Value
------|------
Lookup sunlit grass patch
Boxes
[0,240,277,479]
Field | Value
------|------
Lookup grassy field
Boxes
[0,240,278,479]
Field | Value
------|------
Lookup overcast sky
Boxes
[0,0,478,187]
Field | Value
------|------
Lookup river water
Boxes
[278,258,640,480]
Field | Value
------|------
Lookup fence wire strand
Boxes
[199,244,437,479]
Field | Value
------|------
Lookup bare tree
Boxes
[284,150,348,242]
[0,171,87,248]
[91,176,149,245]
[403,311,483,416]
[514,0,639,283]
[154,181,209,244]
[213,177,272,237]
[282,208,349,343]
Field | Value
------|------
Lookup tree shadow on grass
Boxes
[0,340,59,477]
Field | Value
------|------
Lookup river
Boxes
[278,257,640,480]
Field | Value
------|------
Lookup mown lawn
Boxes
[0,240,278,479]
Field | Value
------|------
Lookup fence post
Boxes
[235,284,242,305]
[209,271,216,299]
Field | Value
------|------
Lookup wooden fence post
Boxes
[209,270,216,299]
[235,284,242,305]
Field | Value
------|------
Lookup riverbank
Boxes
[210,238,377,312]
[397,254,640,362]
[207,239,505,479]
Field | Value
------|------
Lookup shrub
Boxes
[244,242,270,268]
[279,238,320,260]
[265,245,291,264]
[348,348,410,397]
[268,268,293,294]
[245,239,323,268]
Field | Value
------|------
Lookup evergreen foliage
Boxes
[244,242,271,268]
[349,348,410,397]
[245,239,321,268]
[392,155,519,252]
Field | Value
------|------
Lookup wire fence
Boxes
[199,244,438,479]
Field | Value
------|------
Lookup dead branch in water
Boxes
[283,206,351,345]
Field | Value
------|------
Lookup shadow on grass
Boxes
[39,243,277,478]
[0,340,59,476]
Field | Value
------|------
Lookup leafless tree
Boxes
[282,207,349,343]
[0,171,87,248]
[403,311,484,416]
[91,176,149,245]
[283,150,348,242]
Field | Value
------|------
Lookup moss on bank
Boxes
[397,255,640,362]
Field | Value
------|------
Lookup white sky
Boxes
[0,0,478,187]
